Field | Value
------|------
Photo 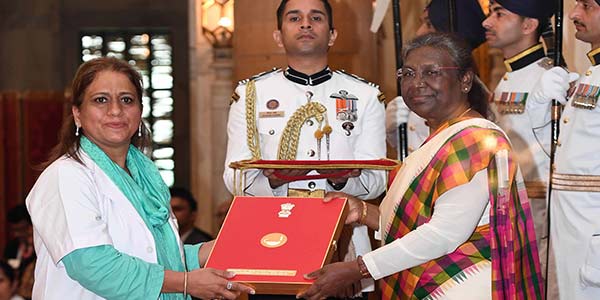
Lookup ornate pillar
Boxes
[208,48,235,233]
[189,0,235,235]
[189,0,217,235]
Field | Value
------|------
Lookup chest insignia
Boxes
[494,92,529,114]
[266,99,280,110]
[342,121,355,136]
[572,83,600,110]
[330,90,359,122]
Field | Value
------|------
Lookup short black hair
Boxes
[0,260,16,283]
[7,204,31,225]
[276,0,334,30]
[169,187,197,212]
[516,15,546,41]
[535,17,550,40]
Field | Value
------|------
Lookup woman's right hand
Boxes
[324,192,363,224]
[187,268,255,299]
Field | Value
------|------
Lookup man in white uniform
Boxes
[482,0,556,279]
[223,0,386,296]
[547,0,600,298]
[386,0,486,156]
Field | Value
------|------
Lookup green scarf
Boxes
[80,136,185,275]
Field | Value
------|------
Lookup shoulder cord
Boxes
[245,80,261,160]
[278,102,327,160]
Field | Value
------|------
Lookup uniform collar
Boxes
[503,43,545,72]
[284,66,332,86]
[587,47,600,66]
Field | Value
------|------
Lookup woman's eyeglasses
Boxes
[397,65,460,83]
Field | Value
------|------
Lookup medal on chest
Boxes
[494,91,528,114]
[330,90,359,122]
[572,83,600,110]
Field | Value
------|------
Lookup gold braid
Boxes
[245,80,261,159]
[277,102,327,160]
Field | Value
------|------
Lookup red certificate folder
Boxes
[205,196,348,295]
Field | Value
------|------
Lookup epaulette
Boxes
[334,70,380,89]
[538,57,554,70]
[377,92,386,103]
[230,91,240,104]
[237,68,281,86]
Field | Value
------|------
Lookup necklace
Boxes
[457,107,472,119]
[425,107,474,129]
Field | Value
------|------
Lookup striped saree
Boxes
[380,118,543,299]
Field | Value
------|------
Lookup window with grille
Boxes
[80,30,175,186]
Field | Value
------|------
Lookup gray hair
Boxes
[402,32,489,118]
[403,32,474,76]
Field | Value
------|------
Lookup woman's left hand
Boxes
[297,261,363,300]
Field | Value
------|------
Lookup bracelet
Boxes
[183,271,188,298]
[359,201,368,225]
[357,256,371,278]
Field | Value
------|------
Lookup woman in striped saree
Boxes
[299,33,544,300]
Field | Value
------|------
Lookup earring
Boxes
[75,126,80,137]
[138,122,142,137]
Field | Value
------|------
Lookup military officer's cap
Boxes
[427,0,486,50]
[493,0,555,20]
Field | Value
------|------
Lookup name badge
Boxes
[259,111,285,118]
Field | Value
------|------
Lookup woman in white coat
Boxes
[26,57,254,300]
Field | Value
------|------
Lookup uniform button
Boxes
[147,247,154,253]
[409,125,416,131]
[308,181,316,189]
[563,118,569,124]
[95,216,102,221]
[586,70,592,76]
[557,141,562,147]
[269,129,275,135]
[307,149,316,157]
[503,75,508,81]
[306,120,314,126]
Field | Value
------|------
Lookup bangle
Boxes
[357,256,371,278]
[359,201,368,224]
[183,271,188,298]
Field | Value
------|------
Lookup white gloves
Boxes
[385,96,409,132]
[531,67,580,105]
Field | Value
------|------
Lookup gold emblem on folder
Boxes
[278,203,295,218]
[260,233,288,248]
